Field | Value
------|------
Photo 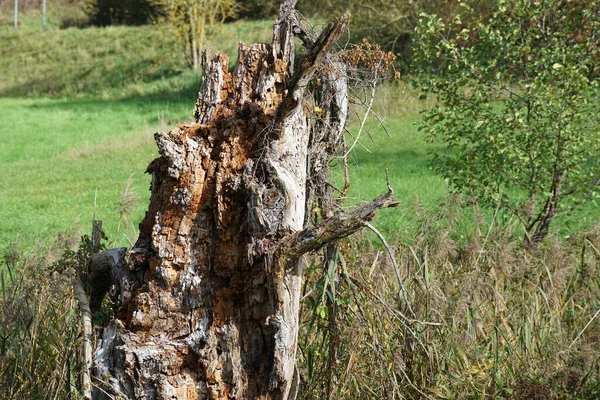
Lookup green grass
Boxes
[0,97,191,250]
[0,9,597,252]
[0,13,450,250]
[343,116,448,234]
[0,16,275,250]
[0,87,596,251]
[1,8,600,400]
[0,19,273,98]
[0,1,89,32]
[0,95,446,250]
[344,117,600,240]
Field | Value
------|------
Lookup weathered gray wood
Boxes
[287,191,399,258]
[91,220,103,254]
[72,276,93,400]
[274,12,350,129]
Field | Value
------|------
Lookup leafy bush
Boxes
[156,0,237,70]
[415,0,600,245]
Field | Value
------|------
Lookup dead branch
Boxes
[286,190,399,258]
[364,221,415,317]
[274,12,351,128]
[71,276,93,400]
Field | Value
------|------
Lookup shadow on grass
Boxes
[12,76,201,125]
[0,66,200,103]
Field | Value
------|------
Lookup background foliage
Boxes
[156,0,237,70]
[85,0,165,26]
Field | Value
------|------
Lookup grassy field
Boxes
[0,18,273,98]
[0,17,275,250]
[2,9,597,250]
[0,96,190,249]
[0,92,450,250]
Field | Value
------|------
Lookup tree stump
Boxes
[92,2,397,398]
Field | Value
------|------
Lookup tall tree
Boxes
[90,1,397,398]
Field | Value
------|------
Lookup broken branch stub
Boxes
[92,2,396,399]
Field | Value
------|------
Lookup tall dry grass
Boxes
[1,195,599,399]
[0,233,86,399]
[298,195,600,399]
[0,175,141,398]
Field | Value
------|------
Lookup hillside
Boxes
[0,18,275,249]
[0,18,272,98]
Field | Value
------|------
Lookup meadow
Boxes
[1,6,600,399]
[0,15,450,250]
[0,95,450,251]
[0,18,270,250]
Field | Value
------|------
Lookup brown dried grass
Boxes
[298,197,600,399]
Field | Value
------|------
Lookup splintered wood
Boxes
[91,2,396,399]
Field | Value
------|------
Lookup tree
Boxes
[160,0,237,71]
[236,0,280,20]
[86,0,165,26]
[296,0,491,71]
[88,1,397,398]
[414,0,600,246]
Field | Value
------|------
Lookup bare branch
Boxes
[274,12,351,128]
[364,221,415,318]
[344,73,377,158]
[290,10,316,47]
[71,276,93,400]
[286,189,399,257]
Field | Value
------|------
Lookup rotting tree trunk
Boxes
[91,2,397,399]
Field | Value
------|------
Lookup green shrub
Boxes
[237,0,279,20]
[415,0,600,246]
[86,0,164,26]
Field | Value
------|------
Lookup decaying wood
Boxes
[286,191,399,258]
[307,59,350,396]
[273,11,350,128]
[87,248,130,314]
[72,276,94,400]
[69,220,106,399]
[91,220,103,254]
[89,2,396,399]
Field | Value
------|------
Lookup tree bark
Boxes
[91,2,396,399]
